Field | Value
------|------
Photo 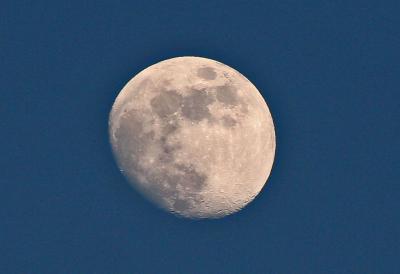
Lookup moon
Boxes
[109,56,275,219]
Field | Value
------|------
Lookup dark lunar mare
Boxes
[197,66,217,80]
[115,88,213,214]
[215,84,238,106]
[150,90,183,118]
[114,110,155,175]
[221,115,237,128]
[181,88,215,122]
[114,79,249,215]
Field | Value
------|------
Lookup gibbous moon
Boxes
[109,56,275,219]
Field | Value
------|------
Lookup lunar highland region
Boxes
[109,57,275,219]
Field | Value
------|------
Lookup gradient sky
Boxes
[1,1,399,273]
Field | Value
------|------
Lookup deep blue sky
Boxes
[1,1,399,273]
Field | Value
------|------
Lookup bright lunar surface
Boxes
[109,56,276,219]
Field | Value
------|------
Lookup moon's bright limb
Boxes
[109,56,275,219]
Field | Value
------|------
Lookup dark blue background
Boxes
[1,1,399,273]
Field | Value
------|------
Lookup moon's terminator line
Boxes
[109,56,275,219]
